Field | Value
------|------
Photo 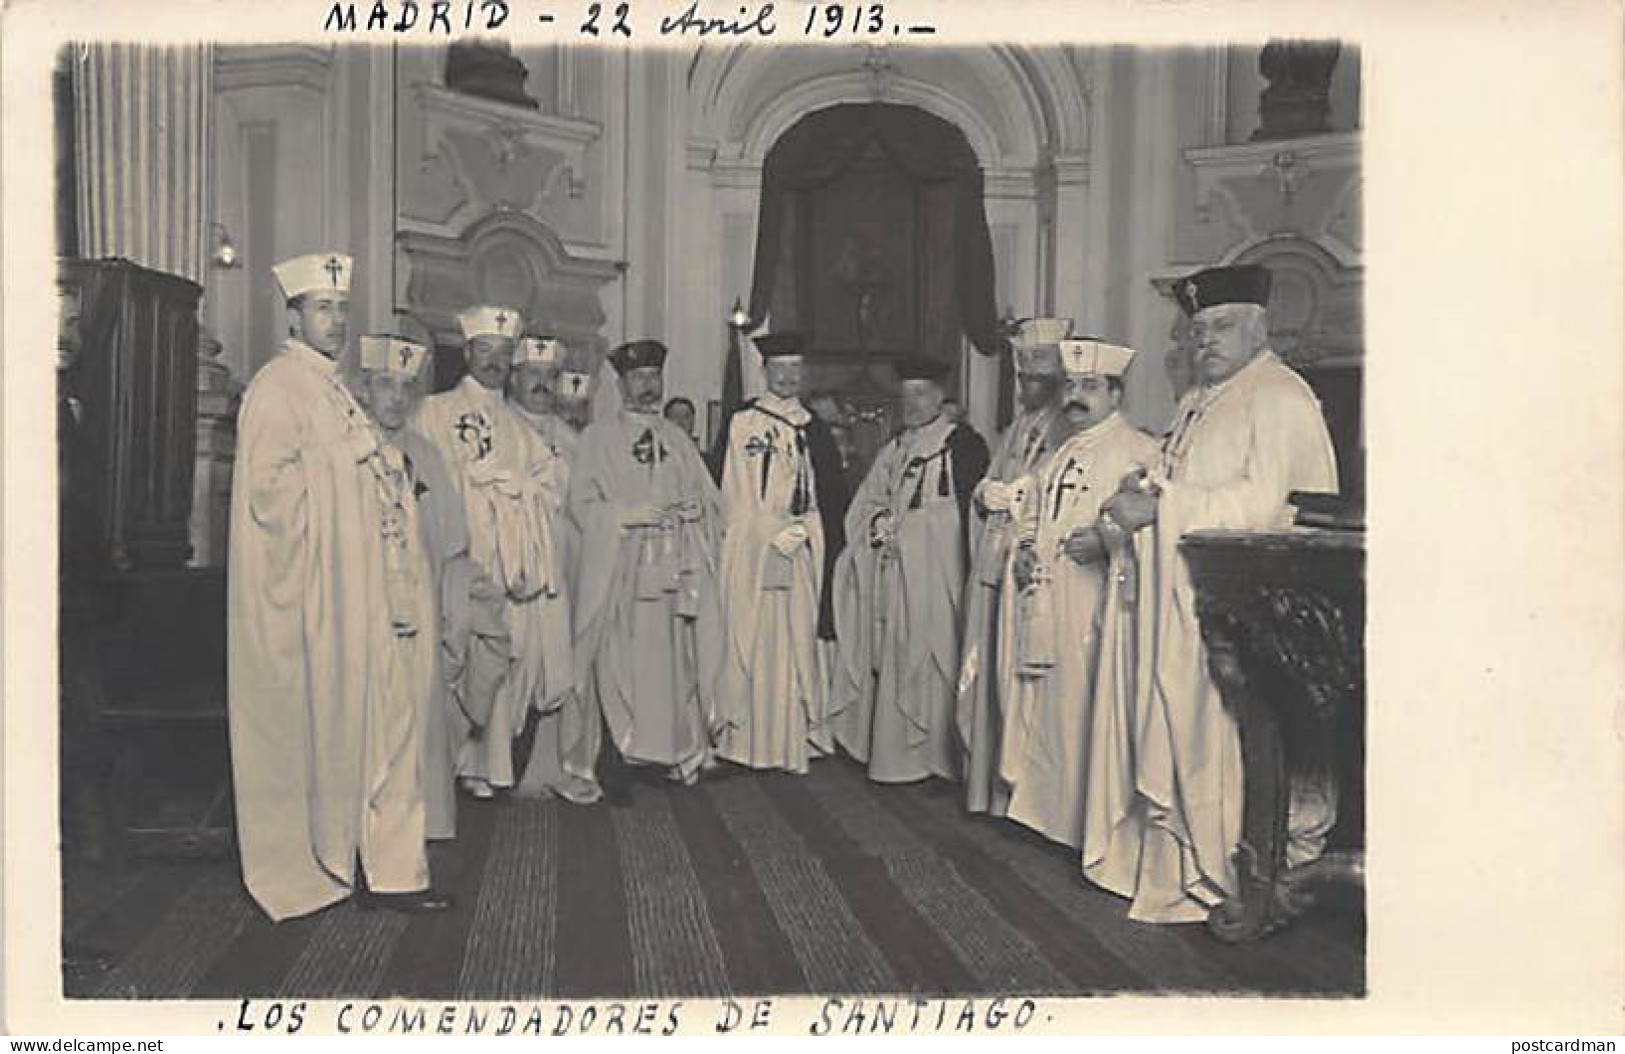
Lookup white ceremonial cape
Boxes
[957,403,1059,814]
[1084,350,1339,922]
[831,414,987,783]
[389,427,472,839]
[507,403,602,801]
[227,339,428,921]
[511,402,580,466]
[414,377,582,795]
[569,409,726,782]
[713,394,831,773]
[995,412,1158,848]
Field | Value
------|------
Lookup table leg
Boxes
[1201,610,1295,942]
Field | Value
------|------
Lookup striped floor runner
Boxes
[63,757,1363,1000]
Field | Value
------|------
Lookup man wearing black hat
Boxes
[1088,264,1340,923]
[831,354,990,784]
[568,339,727,795]
[710,333,848,773]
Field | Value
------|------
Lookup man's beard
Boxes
[1021,389,1057,412]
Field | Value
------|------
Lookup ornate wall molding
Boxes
[404,82,602,235]
[739,71,1012,170]
[213,44,331,95]
[995,45,1091,158]
[689,43,1089,175]
[398,210,620,373]
[1176,131,1362,268]
[1155,129,1363,371]
[1051,154,1091,187]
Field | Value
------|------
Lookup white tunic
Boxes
[507,403,602,802]
[1083,350,1339,922]
[958,403,1059,815]
[831,414,987,783]
[227,340,428,921]
[414,377,575,792]
[569,410,726,782]
[996,413,1157,848]
[713,394,831,773]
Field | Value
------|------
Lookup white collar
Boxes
[903,413,952,450]
[756,392,809,424]
[286,338,338,375]
[458,373,507,403]
[1055,410,1123,451]
[1197,349,1278,404]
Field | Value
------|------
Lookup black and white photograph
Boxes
[5,0,1624,1039]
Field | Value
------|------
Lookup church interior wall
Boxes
[192,38,1359,529]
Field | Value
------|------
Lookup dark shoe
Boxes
[356,888,455,914]
[628,764,667,788]
[601,778,632,808]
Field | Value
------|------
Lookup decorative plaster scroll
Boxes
[398,210,620,371]
[407,82,601,233]
[1176,132,1361,269]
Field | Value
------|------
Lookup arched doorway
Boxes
[739,102,1002,472]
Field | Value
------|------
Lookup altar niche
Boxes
[738,102,1004,474]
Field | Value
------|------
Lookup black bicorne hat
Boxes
[1175,264,1272,316]
[753,332,805,359]
[608,339,668,375]
[894,354,951,383]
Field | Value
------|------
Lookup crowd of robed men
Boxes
[228,251,1340,928]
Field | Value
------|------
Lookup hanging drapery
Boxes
[71,42,213,284]
[725,103,1002,416]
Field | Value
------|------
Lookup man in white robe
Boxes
[507,336,581,462]
[553,368,595,433]
[712,332,844,773]
[227,254,449,920]
[503,336,601,801]
[958,318,1070,815]
[570,340,726,796]
[356,334,513,840]
[996,340,1158,848]
[832,355,990,784]
[1092,264,1340,922]
[414,308,591,802]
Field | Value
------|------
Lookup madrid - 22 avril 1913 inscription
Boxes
[322,0,937,38]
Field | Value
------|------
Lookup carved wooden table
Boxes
[1180,527,1365,942]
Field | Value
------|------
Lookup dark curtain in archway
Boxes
[723,103,1002,413]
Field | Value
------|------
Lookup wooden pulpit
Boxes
[59,257,230,862]
[1181,513,1365,942]
[61,257,201,571]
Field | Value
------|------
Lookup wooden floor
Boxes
[63,756,1364,1001]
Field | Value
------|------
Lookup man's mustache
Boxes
[1063,400,1089,413]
